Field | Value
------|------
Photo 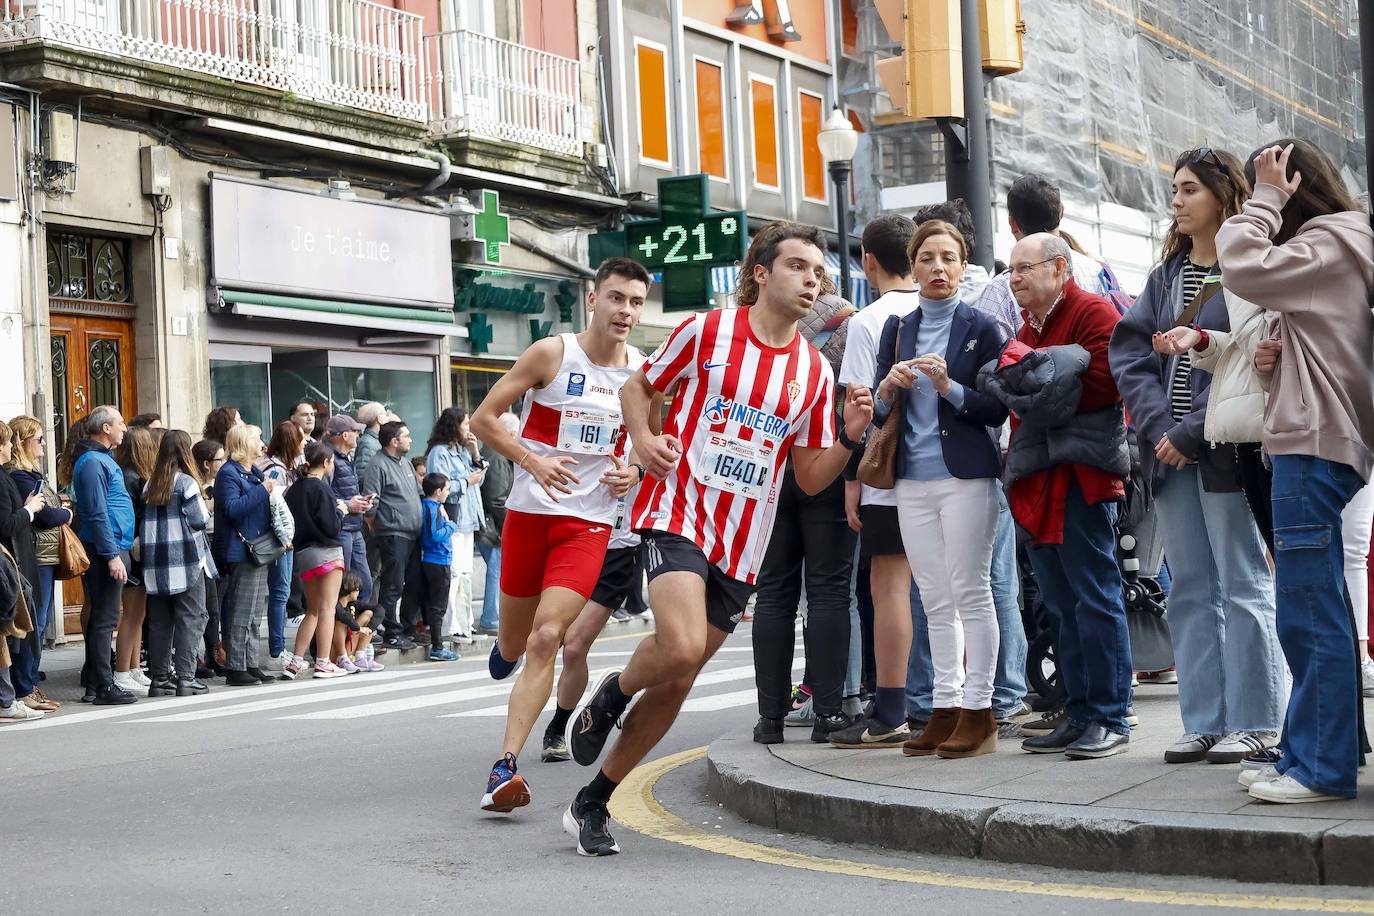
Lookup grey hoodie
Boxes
[361,450,422,539]
[1216,183,1374,481]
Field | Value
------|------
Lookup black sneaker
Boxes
[542,731,571,762]
[811,712,855,744]
[1018,706,1066,736]
[1240,746,1285,771]
[571,670,630,766]
[828,715,910,749]
[563,788,620,857]
[753,717,784,745]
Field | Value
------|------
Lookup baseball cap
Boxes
[326,414,365,436]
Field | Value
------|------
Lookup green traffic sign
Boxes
[592,174,747,311]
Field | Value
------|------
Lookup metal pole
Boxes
[831,159,853,303]
[958,0,995,271]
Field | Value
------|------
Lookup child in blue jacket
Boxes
[420,473,459,661]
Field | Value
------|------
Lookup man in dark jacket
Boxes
[326,414,375,602]
[71,405,137,705]
[362,421,422,649]
[999,234,1132,760]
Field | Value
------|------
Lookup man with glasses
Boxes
[989,233,1134,760]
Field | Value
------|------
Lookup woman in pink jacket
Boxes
[1217,139,1374,804]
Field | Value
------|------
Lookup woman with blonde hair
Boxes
[212,424,278,686]
[111,425,158,693]
[0,418,50,719]
[6,415,72,708]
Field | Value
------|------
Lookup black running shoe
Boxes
[563,788,620,857]
[571,670,630,766]
[810,712,856,744]
[753,717,784,745]
[542,731,571,762]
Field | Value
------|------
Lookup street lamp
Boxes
[817,108,860,305]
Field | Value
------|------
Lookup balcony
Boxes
[424,28,580,157]
[0,0,428,121]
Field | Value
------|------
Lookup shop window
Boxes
[329,365,436,445]
[636,39,672,168]
[211,359,273,431]
[750,77,780,190]
[46,233,131,304]
[694,58,728,181]
[798,90,827,203]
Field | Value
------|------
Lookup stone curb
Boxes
[705,737,1374,886]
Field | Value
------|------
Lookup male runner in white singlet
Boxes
[561,223,874,856]
[471,257,657,813]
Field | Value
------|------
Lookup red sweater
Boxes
[1011,279,1126,545]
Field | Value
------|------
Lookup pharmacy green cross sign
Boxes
[473,190,510,263]
[590,174,747,311]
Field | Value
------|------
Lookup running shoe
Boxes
[1362,657,1374,698]
[481,752,531,813]
[784,696,814,728]
[542,731,571,762]
[563,788,620,857]
[336,656,360,674]
[610,608,631,624]
[312,661,349,679]
[571,670,630,766]
[429,647,460,662]
[280,656,302,681]
[489,643,522,681]
[827,716,910,749]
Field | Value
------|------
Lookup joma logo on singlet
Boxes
[702,395,790,438]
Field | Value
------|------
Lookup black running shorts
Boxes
[639,531,754,634]
[589,546,641,609]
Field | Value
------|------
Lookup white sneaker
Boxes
[130,669,151,687]
[785,696,814,727]
[1164,733,1220,763]
[1248,773,1344,804]
[1207,730,1280,764]
[1362,657,1374,698]
[1239,765,1279,788]
[0,702,44,721]
[287,615,305,628]
[113,671,141,693]
[451,633,476,646]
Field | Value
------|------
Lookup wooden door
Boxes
[49,315,138,632]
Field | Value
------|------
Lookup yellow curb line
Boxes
[610,747,1374,913]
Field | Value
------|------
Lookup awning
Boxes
[218,290,468,338]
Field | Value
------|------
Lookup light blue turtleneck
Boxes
[899,293,965,481]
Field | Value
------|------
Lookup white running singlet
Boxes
[631,306,836,584]
[506,333,644,525]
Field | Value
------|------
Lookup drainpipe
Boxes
[0,82,47,444]
[510,234,595,278]
[416,147,452,194]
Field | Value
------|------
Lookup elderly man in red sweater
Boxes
[1004,234,1134,760]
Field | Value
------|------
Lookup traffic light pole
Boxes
[938,0,996,272]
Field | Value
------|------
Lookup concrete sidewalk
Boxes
[707,688,1374,886]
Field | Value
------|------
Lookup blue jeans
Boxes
[266,553,293,658]
[990,487,1028,719]
[340,528,373,603]
[1154,465,1283,735]
[905,580,932,720]
[477,540,500,631]
[20,565,55,688]
[1271,455,1365,798]
[1027,485,1133,735]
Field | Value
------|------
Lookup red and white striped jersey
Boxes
[506,333,644,525]
[631,306,836,584]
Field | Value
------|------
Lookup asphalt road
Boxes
[4,621,1373,915]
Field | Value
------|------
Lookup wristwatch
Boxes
[629,462,647,484]
[837,425,865,452]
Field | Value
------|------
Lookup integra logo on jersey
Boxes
[702,395,790,438]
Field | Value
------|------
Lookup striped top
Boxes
[1169,260,1214,422]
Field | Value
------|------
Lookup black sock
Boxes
[584,770,619,806]
[873,686,905,730]
[548,705,575,735]
[605,673,631,709]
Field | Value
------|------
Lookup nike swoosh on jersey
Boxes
[702,361,729,370]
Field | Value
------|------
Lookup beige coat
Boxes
[1191,289,1267,444]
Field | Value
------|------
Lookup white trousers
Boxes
[444,529,476,637]
[1342,481,1374,641]
[895,476,1000,709]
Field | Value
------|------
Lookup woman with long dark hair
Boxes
[425,407,485,644]
[285,442,349,678]
[1110,147,1283,766]
[111,425,158,694]
[1219,139,1374,803]
[202,406,242,451]
[257,421,305,663]
[142,430,214,697]
[193,438,226,677]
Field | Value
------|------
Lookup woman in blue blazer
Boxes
[870,219,1009,760]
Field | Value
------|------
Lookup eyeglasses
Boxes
[1007,257,1061,277]
[27,435,43,443]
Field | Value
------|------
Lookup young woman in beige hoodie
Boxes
[1217,139,1374,805]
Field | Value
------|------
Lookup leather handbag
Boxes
[856,328,904,490]
[240,530,286,567]
[54,524,90,581]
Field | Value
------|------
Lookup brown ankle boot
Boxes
[902,707,960,757]
[936,708,998,759]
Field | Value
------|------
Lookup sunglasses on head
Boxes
[1184,147,1223,169]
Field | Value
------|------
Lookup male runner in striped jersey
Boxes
[561,223,874,856]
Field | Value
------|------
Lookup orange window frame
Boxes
[798,90,827,203]
[750,77,780,190]
[636,39,671,167]
[694,58,727,181]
